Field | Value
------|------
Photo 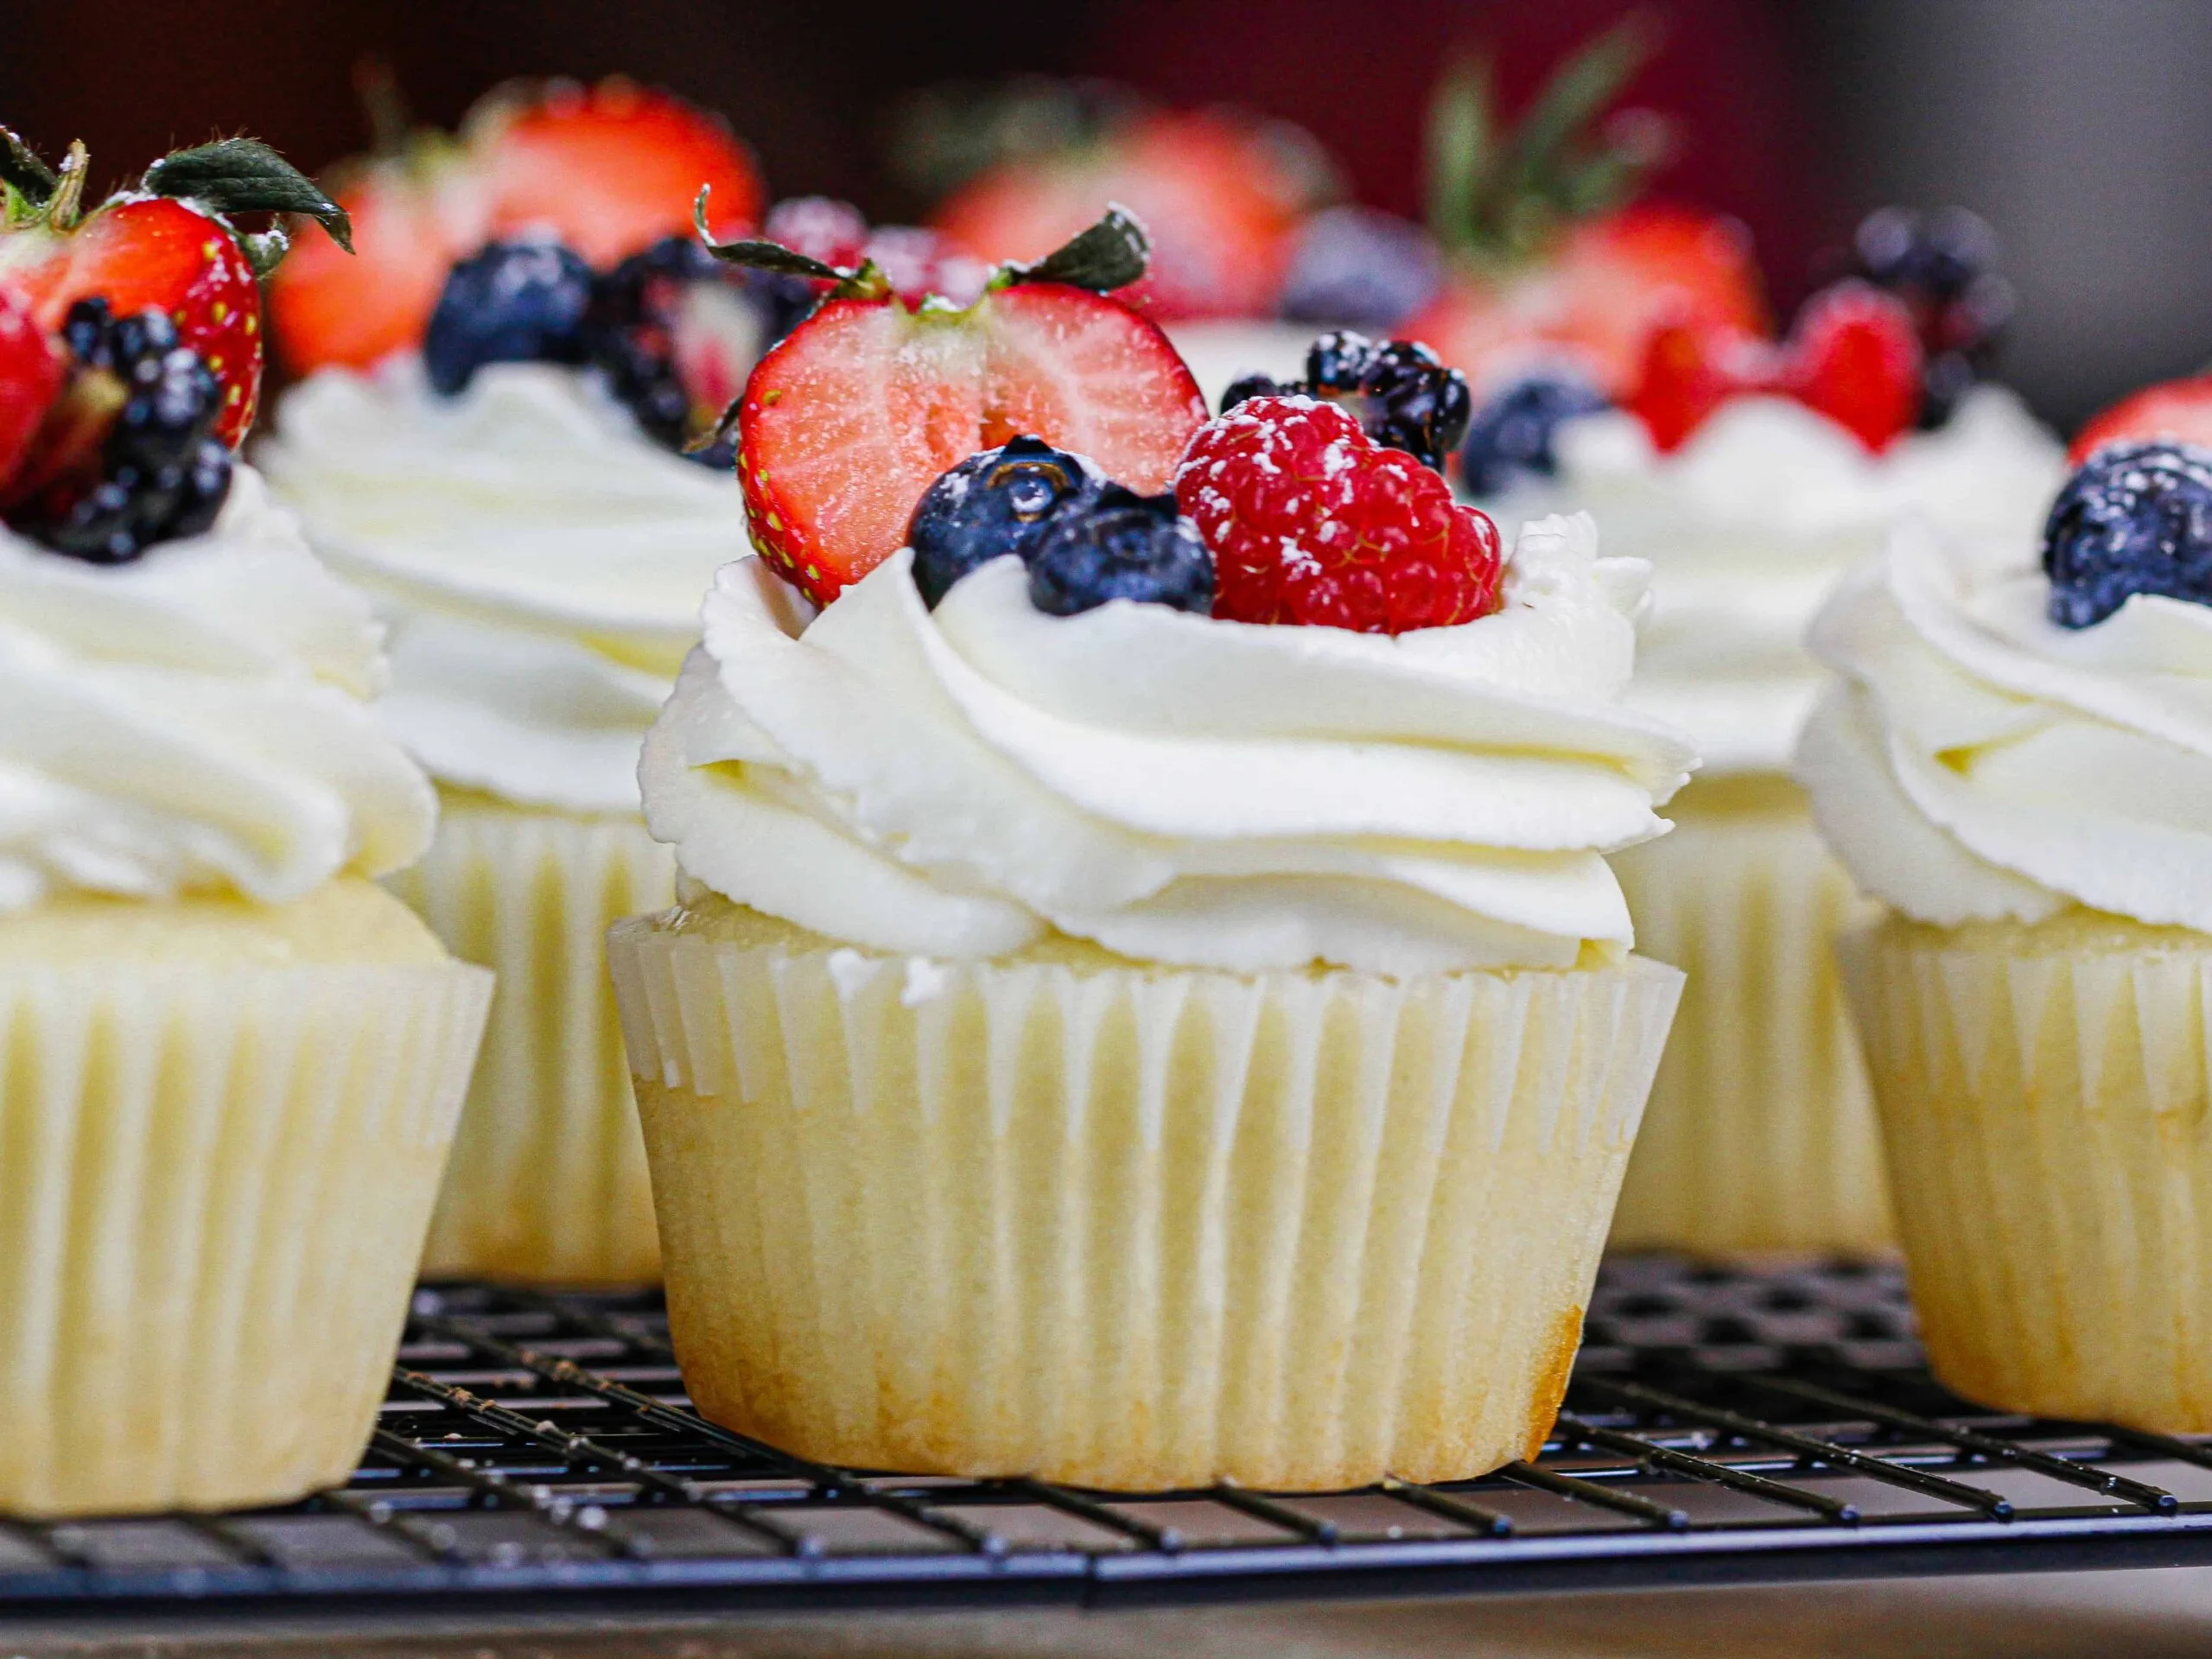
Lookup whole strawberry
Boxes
[0,283,61,487]
[1,130,351,448]
[1177,396,1503,633]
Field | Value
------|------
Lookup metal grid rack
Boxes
[13,1255,2212,1618]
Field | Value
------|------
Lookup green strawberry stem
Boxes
[142,139,353,251]
[992,203,1149,294]
[1426,10,1669,271]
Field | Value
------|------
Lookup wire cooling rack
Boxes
[13,1255,2212,1618]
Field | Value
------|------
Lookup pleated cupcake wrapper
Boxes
[610,912,1682,1491]
[388,797,674,1285]
[1841,923,2212,1430]
[0,957,490,1517]
[1610,783,1892,1255]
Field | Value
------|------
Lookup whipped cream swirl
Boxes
[1492,389,2066,773]
[1796,518,2212,931]
[259,359,753,813]
[0,468,435,911]
[642,513,1697,976]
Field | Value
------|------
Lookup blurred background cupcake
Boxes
[0,139,489,1515]
[1797,380,2212,1428]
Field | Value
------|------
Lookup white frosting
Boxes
[1492,388,2067,773]
[1164,320,1317,412]
[258,358,753,813]
[0,468,435,911]
[1795,518,2212,931]
[642,513,1697,976]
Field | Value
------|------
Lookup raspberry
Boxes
[1176,396,1503,634]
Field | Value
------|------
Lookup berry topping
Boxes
[1778,280,1923,454]
[2042,441,2212,629]
[1027,485,1213,617]
[715,211,1205,607]
[269,79,761,378]
[1219,332,1471,474]
[2,298,232,563]
[580,233,755,464]
[1457,373,1610,496]
[906,435,1101,607]
[1176,395,1504,633]
[2069,377,2212,467]
[1,133,351,448]
[1627,280,1921,454]
[1853,206,2015,427]
[1277,207,1443,330]
[422,239,594,397]
[747,198,990,342]
[0,284,63,489]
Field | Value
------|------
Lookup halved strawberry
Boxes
[0,283,62,489]
[474,79,764,266]
[931,110,1323,321]
[0,133,350,448]
[1778,280,1921,453]
[2069,376,2212,466]
[734,276,1205,604]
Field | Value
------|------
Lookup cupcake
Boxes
[607,235,1692,1491]
[0,140,489,1516]
[1799,395,2212,1431]
[1476,215,2064,1256]
[260,81,774,1285]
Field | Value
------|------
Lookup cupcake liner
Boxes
[609,903,1682,1492]
[1840,915,2212,1430]
[388,794,674,1284]
[0,957,491,1517]
[1609,777,1892,1255]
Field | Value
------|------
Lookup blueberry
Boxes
[1458,374,1611,497]
[1027,486,1214,617]
[423,240,594,397]
[2043,441,2212,628]
[1279,207,1442,330]
[1853,206,2015,428]
[906,436,1101,607]
[1220,372,1290,413]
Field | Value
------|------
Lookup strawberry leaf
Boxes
[694,187,843,278]
[0,126,56,208]
[143,138,353,251]
[999,204,1149,293]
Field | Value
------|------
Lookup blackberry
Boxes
[423,240,594,397]
[1027,486,1213,618]
[1303,332,1471,473]
[906,435,1102,607]
[11,298,232,564]
[2043,441,2212,628]
[1220,372,1290,413]
[1278,207,1442,330]
[1853,206,2016,428]
[585,235,726,459]
[1459,374,1611,497]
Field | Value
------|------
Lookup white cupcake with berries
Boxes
[1798,379,2212,1432]
[1465,211,2067,1259]
[259,83,988,1287]
[608,213,1694,1491]
[0,137,489,1516]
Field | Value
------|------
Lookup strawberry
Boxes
[1777,280,1921,453]
[1176,395,1503,633]
[930,110,1325,321]
[2069,377,2212,466]
[474,79,763,267]
[712,209,1206,604]
[0,283,62,489]
[1628,317,1767,453]
[0,133,350,448]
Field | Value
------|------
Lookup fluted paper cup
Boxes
[609,898,1681,1492]
[0,955,490,1516]
[1841,911,2212,1430]
[388,791,674,1284]
[1610,774,1892,1255]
